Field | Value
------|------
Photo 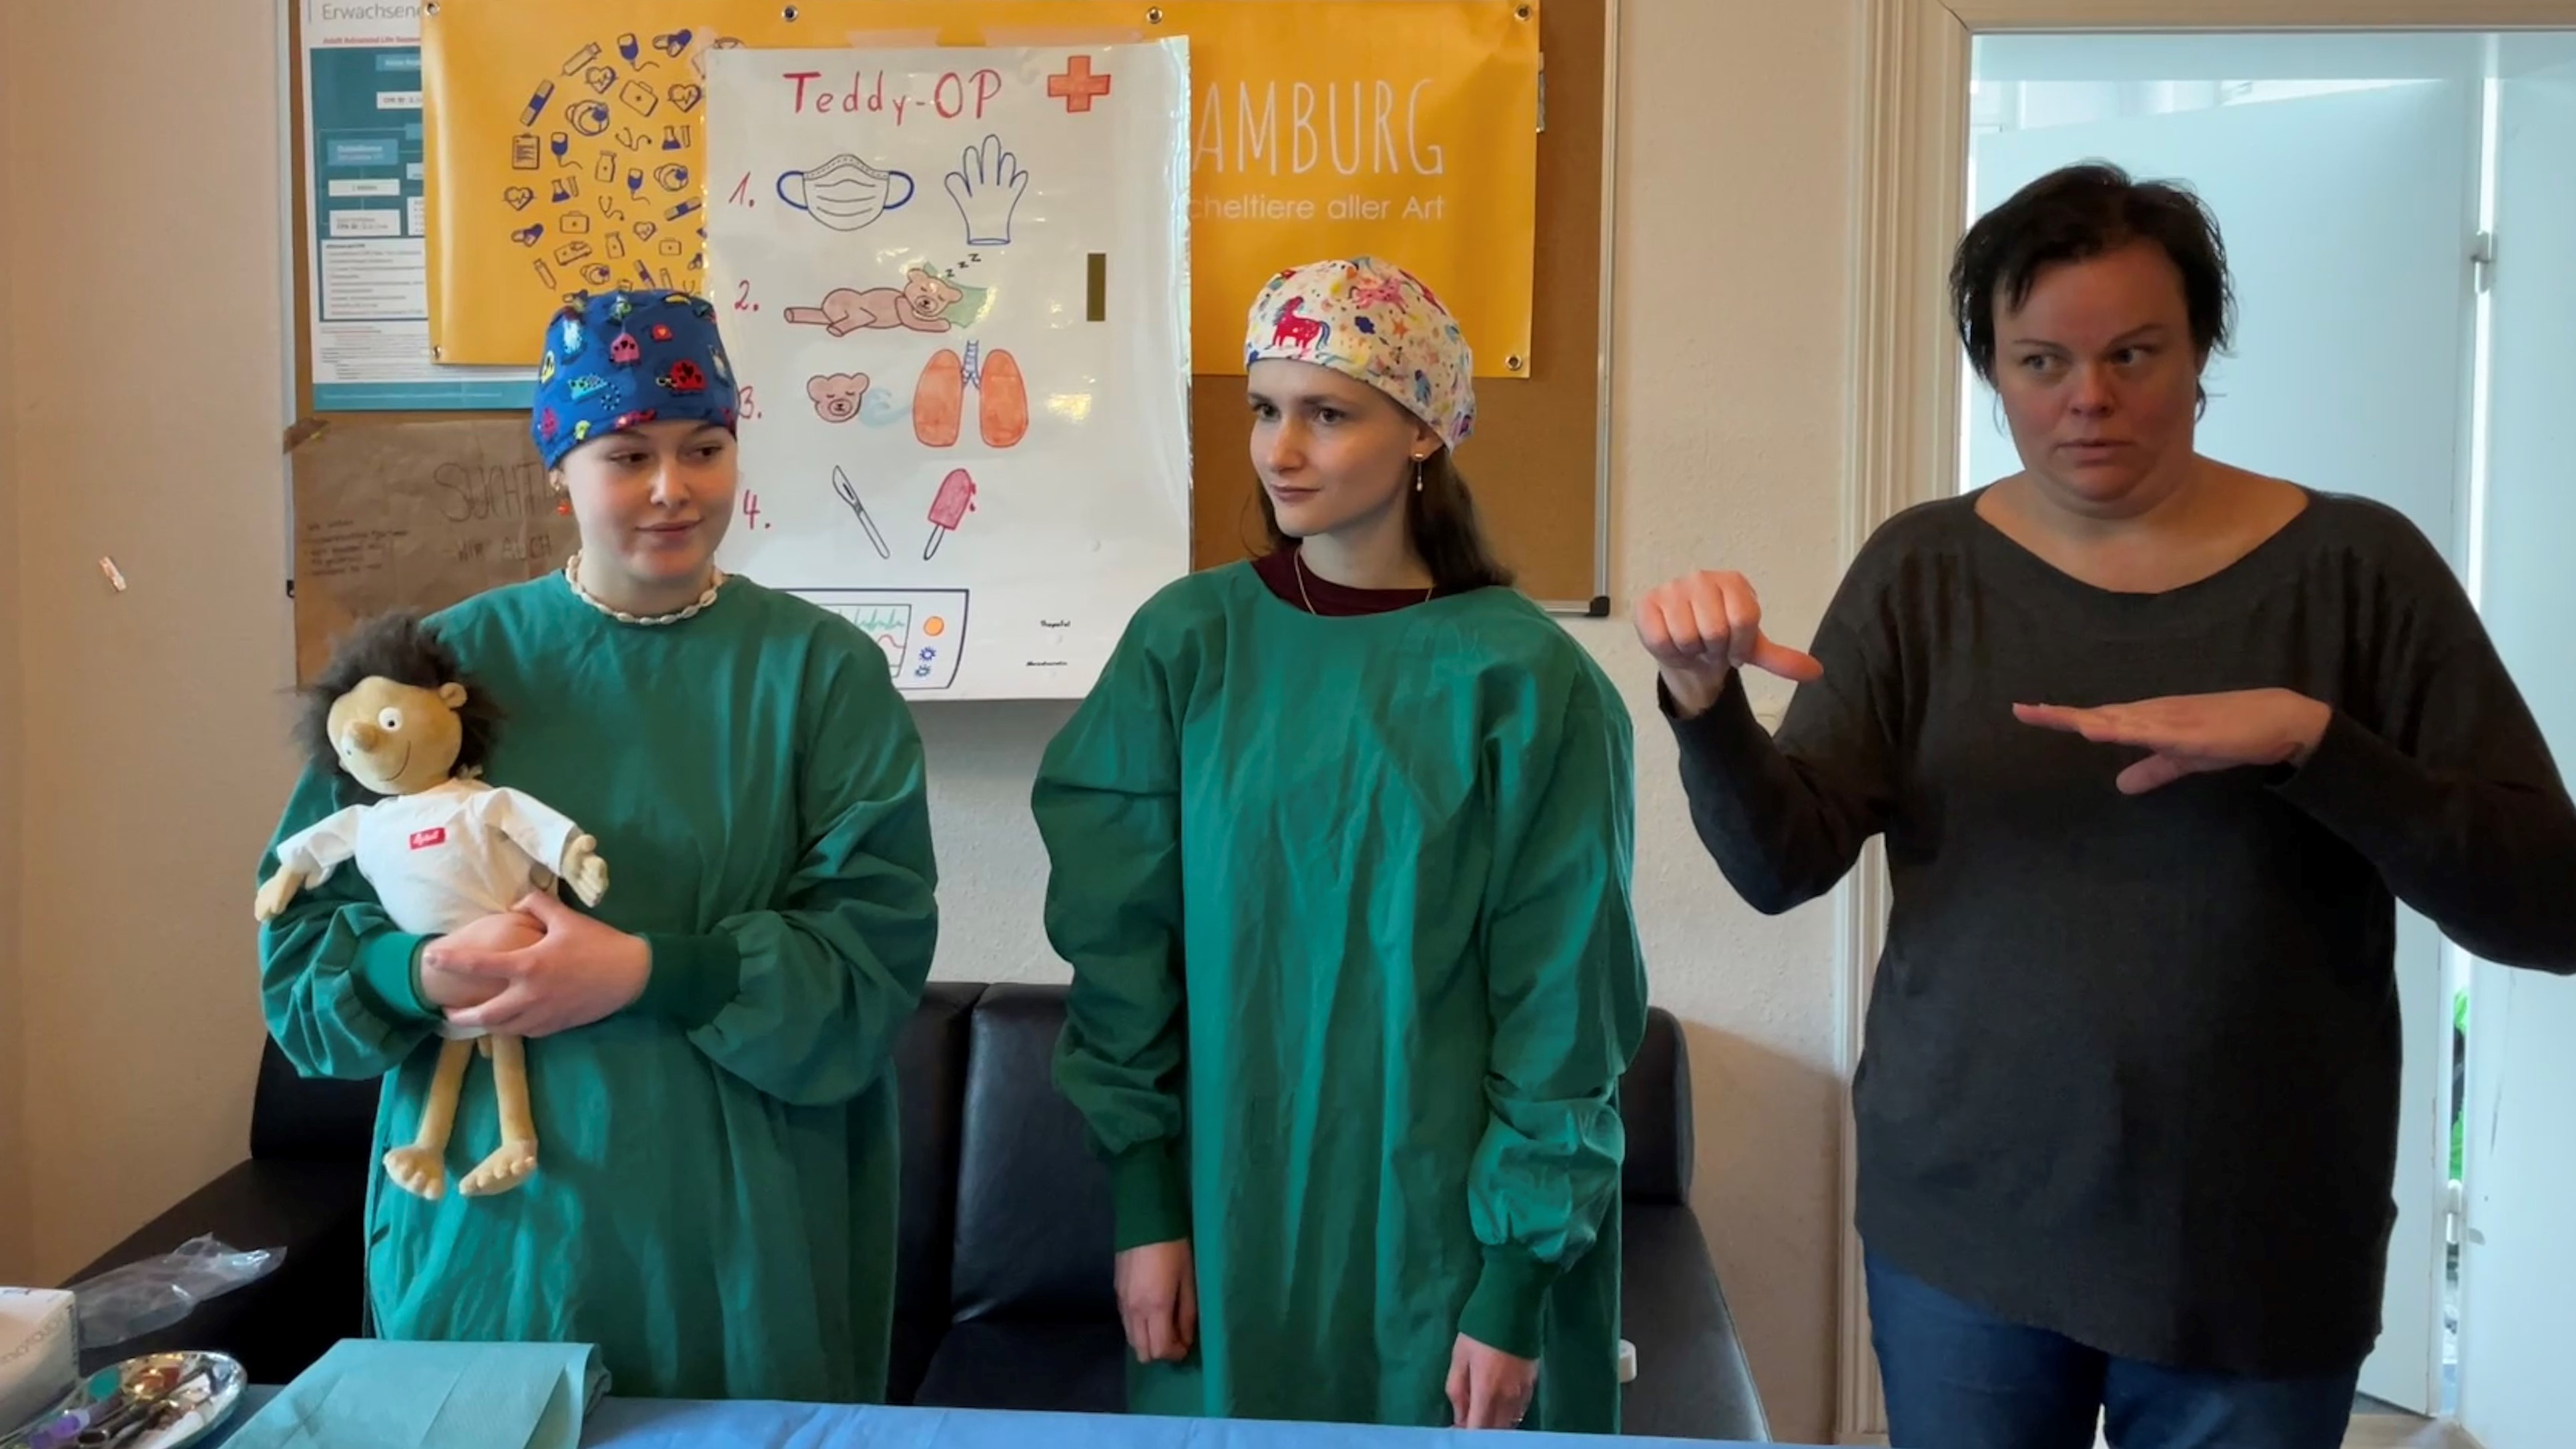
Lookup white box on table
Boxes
[0,1286,77,1434]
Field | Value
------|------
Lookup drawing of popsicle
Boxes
[924,468,977,559]
[832,466,892,559]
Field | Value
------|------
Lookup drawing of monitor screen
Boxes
[782,587,970,692]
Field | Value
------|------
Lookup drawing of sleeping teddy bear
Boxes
[808,371,870,422]
[785,267,964,335]
[256,611,609,1201]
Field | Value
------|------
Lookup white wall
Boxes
[7,0,287,1285]
[1587,8,1853,1438]
[0,0,30,1290]
[3,3,1856,1438]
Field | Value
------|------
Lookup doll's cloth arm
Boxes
[257,772,438,1079]
[476,787,590,876]
[272,805,367,885]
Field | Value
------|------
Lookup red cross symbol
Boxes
[1046,55,1112,113]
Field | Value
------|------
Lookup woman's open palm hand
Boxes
[2015,689,2332,794]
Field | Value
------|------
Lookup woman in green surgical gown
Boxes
[254,290,938,1402]
[1032,258,1648,1432]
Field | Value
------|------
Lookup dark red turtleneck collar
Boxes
[1251,547,1443,617]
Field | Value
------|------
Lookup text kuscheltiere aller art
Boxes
[702,43,1193,702]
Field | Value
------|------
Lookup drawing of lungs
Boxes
[979,349,1029,449]
[778,155,914,232]
[914,349,964,448]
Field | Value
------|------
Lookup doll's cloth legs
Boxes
[460,1034,540,1196]
[383,1037,475,1200]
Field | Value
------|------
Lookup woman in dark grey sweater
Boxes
[1636,162,2576,1449]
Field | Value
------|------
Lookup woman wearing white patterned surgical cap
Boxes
[1032,257,1647,1433]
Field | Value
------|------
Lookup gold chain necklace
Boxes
[1293,551,1433,615]
[563,551,725,627]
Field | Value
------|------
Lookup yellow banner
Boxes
[422,1,1538,374]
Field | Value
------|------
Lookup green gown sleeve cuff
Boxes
[1108,1139,1193,1251]
[1458,1245,1562,1360]
[351,932,438,1026]
[635,932,745,1031]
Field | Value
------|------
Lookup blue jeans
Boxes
[1865,1251,2360,1449]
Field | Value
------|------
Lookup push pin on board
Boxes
[98,556,127,592]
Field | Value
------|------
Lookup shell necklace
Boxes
[563,551,724,626]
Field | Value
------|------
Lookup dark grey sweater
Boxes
[1670,488,2576,1376]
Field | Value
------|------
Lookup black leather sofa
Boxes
[65,983,1770,1440]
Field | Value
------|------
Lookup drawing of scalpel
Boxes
[832,466,892,559]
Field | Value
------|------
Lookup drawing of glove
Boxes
[944,134,1028,246]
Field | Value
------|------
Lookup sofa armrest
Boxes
[1620,1201,1771,1442]
[62,1158,368,1384]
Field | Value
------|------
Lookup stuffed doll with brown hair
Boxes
[255,611,608,1200]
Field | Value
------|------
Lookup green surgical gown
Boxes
[255,575,939,1402]
[1032,564,1648,1431]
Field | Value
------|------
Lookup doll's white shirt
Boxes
[274,777,583,937]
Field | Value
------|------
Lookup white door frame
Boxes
[1839,3,2576,1442]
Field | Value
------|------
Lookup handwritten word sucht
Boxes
[432,459,551,525]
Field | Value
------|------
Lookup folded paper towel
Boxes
[218,1340,607,1449]
[0,1289,77,1439]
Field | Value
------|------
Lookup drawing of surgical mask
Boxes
[776,154,916,232]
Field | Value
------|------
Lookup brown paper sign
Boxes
[290,418,564,684]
